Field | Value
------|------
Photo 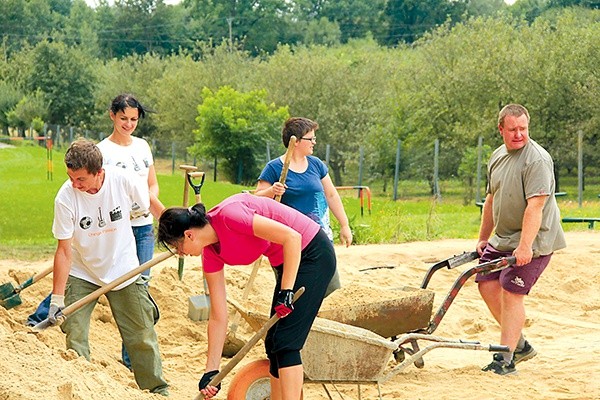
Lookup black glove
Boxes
[274,289,294,318]
[199,370,221,391]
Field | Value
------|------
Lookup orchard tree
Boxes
[10,41,97,127]
[191,86,289,184]
[256,39,399,186]
[6,90,49,137]
[0,81,22,135]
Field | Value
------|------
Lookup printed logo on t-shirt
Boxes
[109,206,123,222]
[143,158,150,168]
[97,207,106,227]
[115,161,127,169]
[131,156,140,171]
[79,216,92,229]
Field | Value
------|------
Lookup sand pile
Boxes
[1,232,599,399]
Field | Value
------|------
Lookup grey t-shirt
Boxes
[486,139,566,256]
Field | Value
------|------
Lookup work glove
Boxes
[199,370,221,394]
[274,289,294,318]
[49,294,65,325]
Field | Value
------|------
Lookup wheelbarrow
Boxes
[223,255,515,400]
[319,252,515,365]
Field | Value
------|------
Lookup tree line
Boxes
[1,2,599,191]
[2,0,597,59]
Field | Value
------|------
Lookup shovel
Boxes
[178,164,199,280]
[193,287,305,400]
[223,136,298,357]
[186,171,211,322]
[31,252,173,332]
[0,265,53,309]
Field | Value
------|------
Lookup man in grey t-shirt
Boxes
[476,104,566,375]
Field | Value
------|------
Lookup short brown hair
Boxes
[64,138,103,174]
[498,104,530,127]
[282,117,319,148]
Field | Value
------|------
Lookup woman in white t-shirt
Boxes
[97,94,160,370]
[98,94,159,274]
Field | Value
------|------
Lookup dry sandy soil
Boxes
[1,231,599,400]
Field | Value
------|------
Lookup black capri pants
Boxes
[265,229,336,378]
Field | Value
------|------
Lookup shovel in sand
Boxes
[186,171,211,322]
[31,252,173,332]
[0,265,53,309]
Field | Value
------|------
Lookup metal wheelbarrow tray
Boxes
[237,308,398,383]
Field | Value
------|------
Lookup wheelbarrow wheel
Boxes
[227,359,271,400]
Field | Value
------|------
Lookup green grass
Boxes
[1,143,598,260]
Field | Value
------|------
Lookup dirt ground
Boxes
[1,231,599,399]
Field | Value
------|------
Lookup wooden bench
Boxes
[561,217,600,229]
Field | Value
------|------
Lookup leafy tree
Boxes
[384,0,468,44]
[0,0,55,56]
[9,41,98,127]
[256,39,400,186]
[62,0,101,57]
[148,42,257,155]
[6,90,49,137]
[0,81,22,135]
[507,0,548,22]
[318,0,388,43]
[301,17,342,46]
[183,0,293,55]
[191,86,289,184]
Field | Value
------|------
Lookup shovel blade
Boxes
[0,282,16,300]
[31,318,54,332]
[0,293,22,309]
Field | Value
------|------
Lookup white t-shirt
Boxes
[97,136,154,227]
[52,166,150,290]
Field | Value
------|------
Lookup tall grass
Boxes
[0,143,597,261]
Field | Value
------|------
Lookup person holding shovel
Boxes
[476,104,566,375]
[255,117,352,297]
[28,94,162,370]
[47,138,169,395]
[157,192,336,399]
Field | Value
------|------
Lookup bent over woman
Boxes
[157,193,335,400]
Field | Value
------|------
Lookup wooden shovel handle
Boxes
[64,252,173,316]
[195,287,306,400]
[32,252,174,331]
[274,136,297,202]
[16,265,54,292]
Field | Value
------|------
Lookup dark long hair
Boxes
[157,203,209,249]
[109,94,151,119]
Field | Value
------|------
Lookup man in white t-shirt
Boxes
[48,138,169,396]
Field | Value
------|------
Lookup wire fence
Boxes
[7,123,598,207]
[4,124,492,204]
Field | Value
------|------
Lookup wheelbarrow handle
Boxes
[31,252,174,332]
[195,287,306,400]
[489,344,511,353]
